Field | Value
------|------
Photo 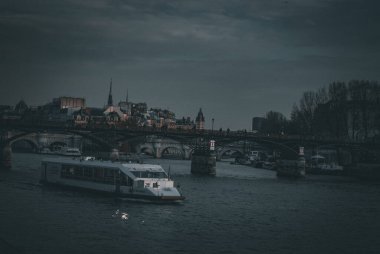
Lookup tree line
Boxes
[261,80,380,141]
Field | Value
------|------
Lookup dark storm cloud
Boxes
[1,0,380,129]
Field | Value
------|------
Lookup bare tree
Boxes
[329,82,348,139]
[264,111,287,135]
[289,80,380,140]
[348,80,362,140]
[298,91,318,136]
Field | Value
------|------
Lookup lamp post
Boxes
[212,118,215,134]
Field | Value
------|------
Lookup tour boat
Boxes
[40,157,185,201]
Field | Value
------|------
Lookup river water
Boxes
[1,153,380,254]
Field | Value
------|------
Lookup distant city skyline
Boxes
[1,0,380,130]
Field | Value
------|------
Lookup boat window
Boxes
[130,171,167,179]
[57,164,143,186]
[104,168,115,177]
[140,172,150,178]
[120,174,133,186]
[60,165,122,185]
[150,172,167,178]
[131,171,141,178]
[83,167,93,177]
[61,165,83,177]
[137,180,144,188]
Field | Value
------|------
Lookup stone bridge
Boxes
[2,122,380,168]
[135,137,193,159]
[3,131,82,152]
[0,129,257,162]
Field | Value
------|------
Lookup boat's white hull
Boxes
[41,179,184,201]
[40,158,184,201]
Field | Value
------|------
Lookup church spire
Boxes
[196,107,205,130]
[107,78,113,106]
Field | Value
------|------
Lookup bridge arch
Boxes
[160,146,185,159]
[217,148,245,161]
[67,131,113,150]
[139,145,154,156]
[4,131,113,154]
[9,138,39,152]
[215,137,301,161]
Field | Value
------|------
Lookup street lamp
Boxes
[212,118,215,133]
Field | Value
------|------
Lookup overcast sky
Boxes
[1,0,380,130]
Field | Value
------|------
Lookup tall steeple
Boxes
[107,78,113,106]
[196,108,205,130]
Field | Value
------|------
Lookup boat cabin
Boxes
[40,158,183,201]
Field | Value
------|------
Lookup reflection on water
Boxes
[1,153,380,254]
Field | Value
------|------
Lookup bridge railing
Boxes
[1,119,379,145]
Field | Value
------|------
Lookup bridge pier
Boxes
[154,147,162,159]
[191,154,216,175]
[191,142,216,175]
[153,140,162,159]
[184,149,192,160]
[0,144,12,169]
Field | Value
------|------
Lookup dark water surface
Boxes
[1,153,380,254]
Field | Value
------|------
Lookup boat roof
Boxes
[121,163,164,172]
[41,157,165,172]
[311,155,325,159]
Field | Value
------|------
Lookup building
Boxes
[72,108,90,127]
[0,105,12,112]
[176,117,195,131]
[116,90,148,127]
[195,108,205,130]
[88,108,105,126]
[0,105,20,121]
[53,97,85,109]
[118,89,131,115]
[131,102,147,116]
[104,106,125,125]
